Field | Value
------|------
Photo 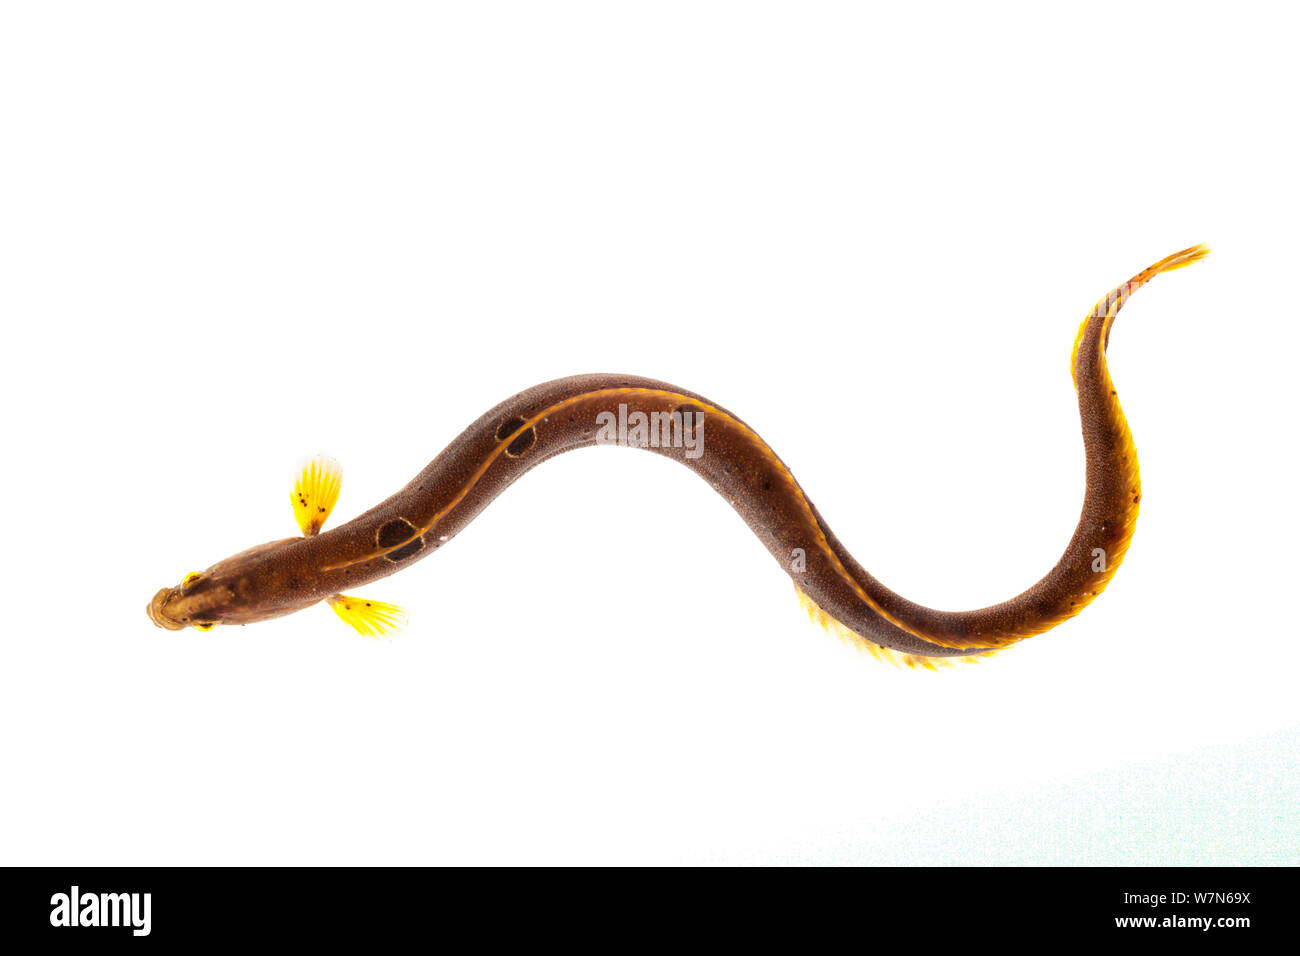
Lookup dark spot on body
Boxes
[505,426,537,457]
[496,416,527,442]
[387,539,425,562]
[378,518,417,547]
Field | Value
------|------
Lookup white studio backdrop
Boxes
[1,2,1296,865]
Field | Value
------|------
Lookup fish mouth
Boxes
[147,587,186,631]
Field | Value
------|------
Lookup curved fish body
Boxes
[148,245,1209,665]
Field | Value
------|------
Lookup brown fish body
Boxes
[149,245,1208,661]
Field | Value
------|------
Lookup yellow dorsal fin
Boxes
[292,455,342,536]
[327,594,408,638]
[794,586,994,670]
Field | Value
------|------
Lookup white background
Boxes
[2,2,1296,865]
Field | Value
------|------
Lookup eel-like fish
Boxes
[148,244,1208,666]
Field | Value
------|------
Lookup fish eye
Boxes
[183,572,202,586]
[193,622,217,632]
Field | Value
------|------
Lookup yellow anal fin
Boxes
[327,593,408,638]
[794,586,995,670]
[293,455,342,536]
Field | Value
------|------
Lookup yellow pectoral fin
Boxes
[292,455,343,536]
[327,594,408,638]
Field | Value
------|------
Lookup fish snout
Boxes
[147,587,186,631]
